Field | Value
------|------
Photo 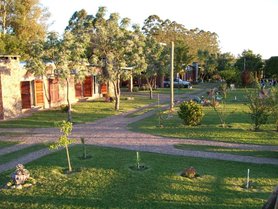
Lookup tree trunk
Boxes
[146,78,153,100]
[160,73,165,88]
[65,144,72,172]
[2,2,7,35]
[149,87,153,99]
[262,186,278,209]
[254,71,258,82]
[44,77,51,108]
[113,78,121,111]
[66,78,72,122]
[129,74,133,92]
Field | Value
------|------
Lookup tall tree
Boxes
[25,38,51,107]
[26,31,89,121]
[54,31,89,122]
[197,50,217,81]
[216,52,236,72]
[0,0,49,57]
[216,52,239,84]
[90,7,146,111]
[143,36,166,99]
[264,56,278,79]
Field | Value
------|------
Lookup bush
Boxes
[219,68,240,85]
[178,100,204,126]
[132,86,139,92]
[245,88,272,131]
[139,84,149,91]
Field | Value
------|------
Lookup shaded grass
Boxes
[129,88,278,145]
[0,95,154,128]
[0,141,18,149]
[126,106,157,118]
[155,82,219,95]
[174,144,278,159]
[0,145,277,209]
[0,144,49,164]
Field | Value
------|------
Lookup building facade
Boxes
[0,55,106,120]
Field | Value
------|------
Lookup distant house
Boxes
[0,55,108,120]
[184,62,199,82]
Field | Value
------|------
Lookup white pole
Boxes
[246,169,250,189]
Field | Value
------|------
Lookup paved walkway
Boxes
[0,91,278,173]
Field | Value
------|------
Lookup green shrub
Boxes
[245,88,272,131]
[178,100,204,126]
[139,84,149,91]
[132,86,139,92]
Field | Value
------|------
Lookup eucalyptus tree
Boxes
[142,15,220,86]
[0,0,49,57]
[65,9,94,33]
[90,7,146,111]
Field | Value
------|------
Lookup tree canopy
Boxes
[89,7,147,110]
[264,56,278,79]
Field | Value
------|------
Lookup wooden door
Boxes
[75,83,82,98]
[21,81,31,109]
[49,79,59,103]
[35,80,44,106]
[83,76,92,97]
[101,83,107,94]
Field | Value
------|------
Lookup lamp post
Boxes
[160,41,174,111]
[170,41,174,111]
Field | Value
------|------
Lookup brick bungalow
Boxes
[0,55,108,120]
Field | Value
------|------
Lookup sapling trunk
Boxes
[81,137,87,159]
[65,144,72,172]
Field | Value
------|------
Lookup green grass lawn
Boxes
[0,141,18,149]
[0,145,277,209]
[154,82,218,95]
[174,144,278,159]
[0,95,154,128]
[129,88,278,145]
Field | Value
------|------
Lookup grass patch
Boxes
[0,145,277,209]
[129,88,278,145]
[0,141,18,149]
[0,144,48,164]
[174,144,278,159]
[0,95,154,128]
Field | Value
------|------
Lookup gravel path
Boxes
[0,91,278,173]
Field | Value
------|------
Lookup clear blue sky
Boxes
[40,0,278,59]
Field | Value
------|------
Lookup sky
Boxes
[40,0,278,59]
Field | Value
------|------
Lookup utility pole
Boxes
[170,41,174,111]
